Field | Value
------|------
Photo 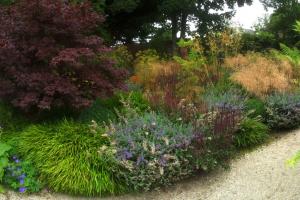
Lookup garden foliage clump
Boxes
[234,117,269,148]
[265,92,300,130]
[2,3,300,196]
[15,120,125,196]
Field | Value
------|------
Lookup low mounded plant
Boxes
[234,117,269,148]
[4,155,42,193]
[265,92,300,130]
[14,120,125,196]
[107,110,197,191]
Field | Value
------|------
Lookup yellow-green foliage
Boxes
[225,53,293,97]
[15,120,125,196]
[207,28,242,65]
[110,45,134,69]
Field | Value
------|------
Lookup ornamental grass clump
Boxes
[15,120,125,196]
[225,53,293,97]
[234,117,269,148]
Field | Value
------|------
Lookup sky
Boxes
[231,0,274,29]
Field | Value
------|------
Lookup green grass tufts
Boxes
[14,119,125,196]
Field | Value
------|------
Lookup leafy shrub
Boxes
[265,92,300,129]
[15,120,125,196]
[234,118,269,148]
[206,28,242,65]
[107,111,197,191]
[4,156,42,193]
[0,0,127,112]
[78,97,121,124]
[225,53,293,97]
[79,91,150,123]
[109,45,134,71]
[244,98,266,119]
[240,31,277,52]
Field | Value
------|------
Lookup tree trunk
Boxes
[180,12,188,39]
[171,14,178,55]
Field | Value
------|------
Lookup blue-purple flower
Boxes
[19,174,26,179]
[120,149,133,160]
[19,179,25,185]
[19,187,26,193]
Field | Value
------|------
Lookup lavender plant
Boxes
[105,98,200,191]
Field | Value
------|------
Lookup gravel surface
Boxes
[1,130,300,200]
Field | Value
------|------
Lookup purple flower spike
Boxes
[123,150,133,160]
[19,179,24,185]
[19,187,26,193]
[12,156,17,160]
[15,159,20,163]
[136,155,145,166]
[19,174,26,179]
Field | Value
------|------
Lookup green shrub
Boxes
[79,91,150,124]
[244,98,266,118]
[14,120,125,196]
[78,96,120,123]
[265,92,300,129]
[0,101,28,132]
[234,118,269,148]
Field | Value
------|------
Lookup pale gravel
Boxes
[1,130,300,200]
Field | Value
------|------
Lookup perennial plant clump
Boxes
[107,110,198,191]
[4,155,42,193]
[265,92,300,129]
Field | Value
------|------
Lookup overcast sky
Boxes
[231,0,274,29]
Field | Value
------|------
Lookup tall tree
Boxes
[73,0,253,53]
[104,0,161,44]
[260,0,300,47]
[260,0,299,9]
[159,0,253,54]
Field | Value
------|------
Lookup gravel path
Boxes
[1,130,300,200]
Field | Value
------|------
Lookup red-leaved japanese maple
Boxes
[0,0,127,112]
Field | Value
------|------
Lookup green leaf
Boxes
[0,184,5,193]
[0,143,11,156]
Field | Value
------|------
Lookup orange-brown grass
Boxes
[225,54,293,97]
[134,50,204,110]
